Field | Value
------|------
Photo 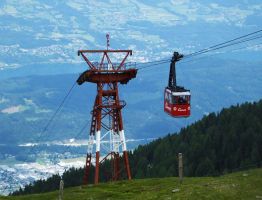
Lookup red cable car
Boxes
[164,52,191,117]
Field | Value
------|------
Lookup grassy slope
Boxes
[1,168,262,200]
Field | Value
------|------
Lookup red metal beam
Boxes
[117,52,130,70]
[78,50,132,55]
[80,52,96,69]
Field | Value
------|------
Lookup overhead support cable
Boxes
[184,29,262,59]
[180,41,262,65]
[137,60,170,70]
[135,29,262,71]
[183,33,262,59]
[42,82,77,133]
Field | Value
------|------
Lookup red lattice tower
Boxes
[77,34,137,184]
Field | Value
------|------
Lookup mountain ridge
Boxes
[12,99,262,195]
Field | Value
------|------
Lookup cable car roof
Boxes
[165,88,190,96]
[172,91,191,96]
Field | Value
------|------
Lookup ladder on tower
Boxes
[83,99,98,185]
[83,153,92,185]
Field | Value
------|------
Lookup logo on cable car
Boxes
[178,108,186,112]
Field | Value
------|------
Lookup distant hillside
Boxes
[129,100,262,178]
[12,99,262,195]
[4,169,262,200]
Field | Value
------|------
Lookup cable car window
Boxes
[168,93,172,103]
[165,92,168,100]
[178,96,187,104]
[172,95,176,104]
[186,95,190,103]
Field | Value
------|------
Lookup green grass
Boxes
[1,168,262,200]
